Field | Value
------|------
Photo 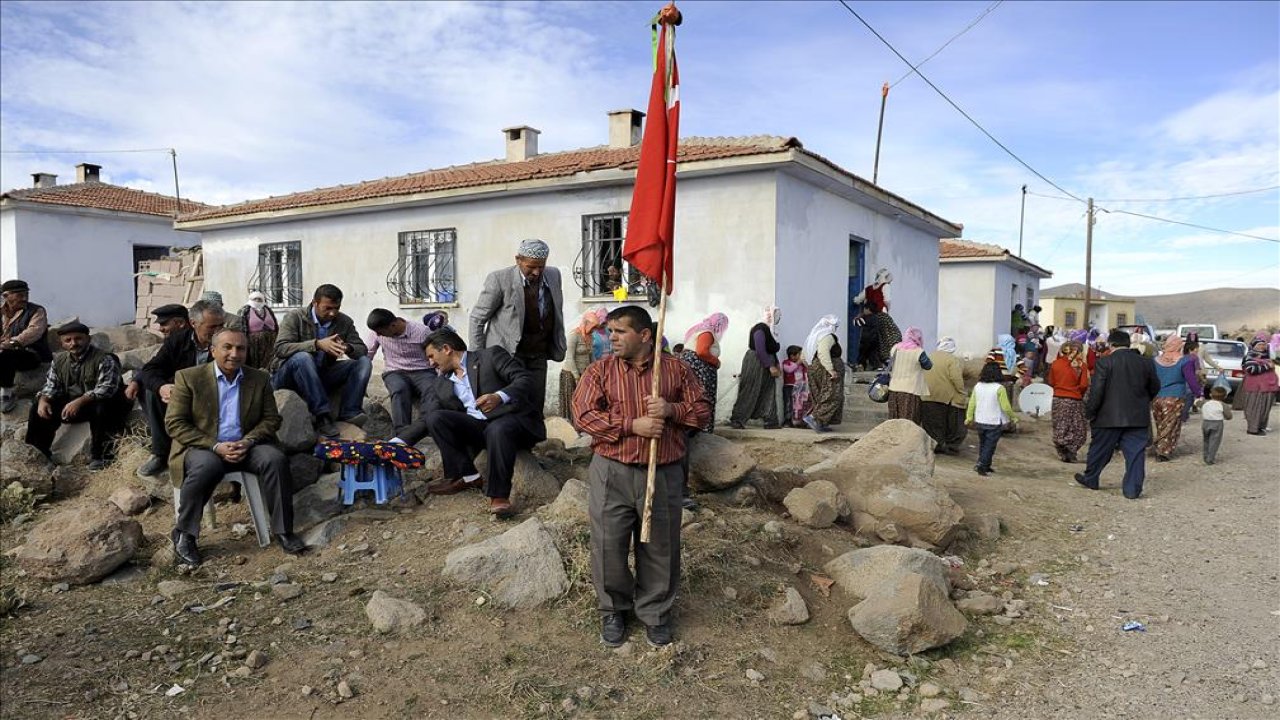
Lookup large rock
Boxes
[543,416,580,446]
[475,450,561,512]
[847,572,967,656]
[360,401,395,441]
[13,503,144,584]
[813,419,936,481]
[442,517,569,608]
[289,453,324,491]
[274,390,318,453]
[92,325,161,354]
[108,486,150,515]
[539,477,589,528]
[292,472,342,531]
[0,441,54,497]
[302,517,347,549]
[365,591,426,633]
[406,440,445,484]
[119,345,162,372]
[782,479,848,529]
[824,545,950,601]
[50,421,92,465]
[12,364,49,399]
[688,432,756,491]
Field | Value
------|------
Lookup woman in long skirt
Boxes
[561,309,608,421]
[729,307,782,429]
[1241,339,1278,435]
[802,315,844,431]
[921,337,967,453]
[1151,336,1201,459]
[238,291,278,370]
[679,312,729,432]
[885,326,931,424]
[1047,340,1090,462]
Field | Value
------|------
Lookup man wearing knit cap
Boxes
[469,238,566,414]
[1,279,51,414]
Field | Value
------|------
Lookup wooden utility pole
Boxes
[872,82,889,185]
[1083,197,1094,329]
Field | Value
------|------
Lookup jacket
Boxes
[1,301,52,361]
[923,350,965,407]
[1083,348,1159,428]
[1047,356,1090,400]
[270,304,368,372]
[888,347,932,397]
[137,328,208,393]
[164,364,281,487]
[401,346,546,445]
[469,266,567,363]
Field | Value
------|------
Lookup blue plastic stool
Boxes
[338,463,404,505]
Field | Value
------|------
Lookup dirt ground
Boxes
[1,408,1277,720]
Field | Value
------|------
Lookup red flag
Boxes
[622,10,680,294]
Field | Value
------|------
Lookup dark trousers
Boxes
[177,445,294,538]
[381,369,436,435]
[141,387,172,458]
[25,393,130,460]
[426,410,536,498]
[782,385,795,423]
[588,455,683,626]
[0,349,41,388]
[1202,420,1224,464]
[271,352,372,419]
[515,353,548,416]
[1081,426,1150,498]
[975,422,1002,471]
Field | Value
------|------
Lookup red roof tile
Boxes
[940,239,1009,259]
[1,182,209,218]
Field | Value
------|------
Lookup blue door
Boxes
[847,236,867,367]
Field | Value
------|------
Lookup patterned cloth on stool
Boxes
[314,440,423,505]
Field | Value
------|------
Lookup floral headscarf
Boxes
[1156,335,1184,367]
[684,312,729,345]
[577,308,607,339]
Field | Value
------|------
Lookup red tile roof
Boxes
[940,239,1053,277]
[1,182,210,218]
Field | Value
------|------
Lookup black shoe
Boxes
[644,622,673,648]
[172,530,202,566]
[315,415,340,438]
[275,533,308,555]
[137,455,167,478]
[729,421,745,430]
[1074,473,1098,490]
[1123,493,1141,500]
[600,613,626,647]
[975,466,990,477]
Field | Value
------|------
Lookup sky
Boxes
[1,0,1277,297]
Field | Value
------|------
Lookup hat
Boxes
[152,303,189,322]
[1,279,29,293]
[56,321,91,336]
[516,238,550,259]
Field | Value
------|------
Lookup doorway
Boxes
[847,235,867,367]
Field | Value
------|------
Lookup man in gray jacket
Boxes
[271,284,371,437]
[469,239,566,414]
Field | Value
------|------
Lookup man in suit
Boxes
[271,284,372,438]
[1076,329,1160,499]
[166,327,306,565]
[132,301,224,478]
[469,239,566,415]
[400,329,545,518]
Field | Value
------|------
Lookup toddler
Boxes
[966,361,1017,476]
[1201,385,1232,465]
[780,345,809,427]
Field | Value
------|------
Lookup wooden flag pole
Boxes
[639,278,669,543]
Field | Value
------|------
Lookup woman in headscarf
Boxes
[921,336,966,453]
[1241,338,1278,436]
[802,314,844,432]
[1151,335,1202,460]
[679,312,729,431]
[885,326,932,424]
[561,308,609,421]
[854,269,901,370]
[730,307,782,429]
[238,290,278,370]
[1047,340,1090,463]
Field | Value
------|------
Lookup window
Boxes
[251,241,302,308]
[1026,286,1035,311]
[388,229,457,304]
[1064,310,1078,329]
[574,213,645,297]
[1116,312,1128,326]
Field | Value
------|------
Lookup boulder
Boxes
[847,572,967,656]
[962,513,1002,542]
[274,390,318,453]
[476,450,561,512]
[782,479,848,529]
[688,432,756,491]
[119,345,162,372]
[543,416,580,446]
[13,364,50,399]
[407,440,445,483]
[302,517,347,549]
[13,502,144,584]
[1,413,28,442]
[50,422,93,465]
[813,419,936,482]
[442,517,569,608]
[539,477,590,528]
[289,453,324,491]
[767,586,810,625]
[108,486,150,515]
[292,473,342,531]
[824,546,950,601]
[0,441,54,497]
[334,421,365,441]
[92,325,160,354]
[365,590,427,633]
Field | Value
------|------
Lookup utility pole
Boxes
[1083,197,1094,329]
[872,82,889,185]
[169,149,182,219]
[1018,184,1027,256]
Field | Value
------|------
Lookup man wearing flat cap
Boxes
[1,279,51,414]
[469,239,566,414]
[25,321,130,470]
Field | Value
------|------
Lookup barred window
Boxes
[1116,313,1128,326]
[573,213,645,297]
[1064,310,1078,329]
[388,229,457,304]
[249,241,302,308]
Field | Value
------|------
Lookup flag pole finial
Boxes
[656,3,682,26]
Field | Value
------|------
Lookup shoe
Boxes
[488,497,515,519]
[975,466,990,477]
[1123,492,1141,500]
[88,458,110,472]
[315,415,340,438]
[339,413,368,428]
[1074,472,1098,490]
[137,455,167,478]
[275,533,308,555]
[600,613,627,647]
[729,421,746,430]
[1247,430,1266,436]
[427,476,484,495]
[172,530,202,566]
[645,622,673,648]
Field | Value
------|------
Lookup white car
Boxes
[1200,339,1247,396]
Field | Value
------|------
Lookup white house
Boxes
[1,164,206,326]
[937,239,1053,358]
[176,111,961,416]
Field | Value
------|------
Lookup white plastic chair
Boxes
[172,471,272,548]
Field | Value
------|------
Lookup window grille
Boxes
[248,241,302,308]
[1064,310,1078,329]
[387,229,457,304]
[572,213,645,297]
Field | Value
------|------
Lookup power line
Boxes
[1099,208,1279,243]
[836,0,1085,202]
[0,148,173,154]
[1095,185,1280,203]
[889,0,1003,88]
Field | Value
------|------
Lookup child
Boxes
[966,361,1017,476]
[781,345,808,428]
[1201,385,1233,465]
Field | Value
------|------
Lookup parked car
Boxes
[1200,339,1247,397]
[1178,323,1219,340]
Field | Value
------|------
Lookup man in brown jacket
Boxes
[166,327,305,565]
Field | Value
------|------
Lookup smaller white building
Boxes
[0,164,206,326]
[937,239,1052,358]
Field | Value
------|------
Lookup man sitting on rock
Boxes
[132,301,224,478]
[399,329,544,518]
[270,284,371,438]
[365,308,436,440]
[1,279,51,414]
[25,321,131,471]
[166,327,306,565]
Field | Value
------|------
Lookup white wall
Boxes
[991,263,1047,336]
[0,206,200,326]
[938,263,997,358]
[0,209,16,284]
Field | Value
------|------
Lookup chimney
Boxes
[76,163,102,183]
[607,109,645,148]
[31,172,58,188]
[503,126,540,162]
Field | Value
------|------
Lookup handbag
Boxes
[869,353,895,403]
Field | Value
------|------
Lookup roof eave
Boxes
[0,196,186,223]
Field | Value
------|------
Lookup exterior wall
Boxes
[937,263,997,358]
[991,263,1047,334]
[1041,297,1135,332]
[0,206,200,327]
[0,209,15,284]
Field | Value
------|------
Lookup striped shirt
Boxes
[366,320,432,373]
[572,352,712,465]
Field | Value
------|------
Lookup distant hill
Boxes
[1134,288,1278,335]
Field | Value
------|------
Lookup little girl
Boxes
[780,345,809,427]
[966,361,1018,476]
